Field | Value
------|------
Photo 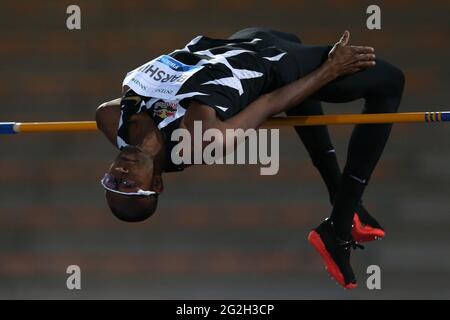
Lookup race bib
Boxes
[122,55,203,100]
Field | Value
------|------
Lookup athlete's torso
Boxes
[118,33,299,172]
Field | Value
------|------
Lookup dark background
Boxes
[1,0,449,299]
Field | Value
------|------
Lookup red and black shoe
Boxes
[308,218,364,289]
[352,202,385,243]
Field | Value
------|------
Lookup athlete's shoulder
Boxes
[96,98,122,147]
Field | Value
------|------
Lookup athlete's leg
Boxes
[286,101,341,205]
[282,41,404,239]
[232,31,392,240]
[287,44,404,288]
[288,99,386,242]
[314,59,405,240]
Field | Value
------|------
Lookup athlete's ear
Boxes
[151,174,164,194]
[339,30,350,46]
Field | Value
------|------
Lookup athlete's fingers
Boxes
[339,30,350,46]
[350,46,375,54]
[354,60,376,68]
[357,53,376,61]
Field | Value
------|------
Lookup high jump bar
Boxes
[1,111,449,134]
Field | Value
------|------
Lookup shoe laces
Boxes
[337,238,365,251]
[326,218,365,251]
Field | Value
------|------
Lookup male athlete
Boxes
[95,27,405,289]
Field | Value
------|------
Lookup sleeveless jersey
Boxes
[117,34,298,172]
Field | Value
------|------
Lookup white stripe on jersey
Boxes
[215,105,229,112]
[263,52,287,61]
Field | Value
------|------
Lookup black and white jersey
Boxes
[117,32,301,172]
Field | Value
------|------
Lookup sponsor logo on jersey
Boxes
[157,55,197,72]
[153,100,178,119]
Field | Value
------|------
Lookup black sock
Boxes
[310,149,341,204]
[330,170,367,240]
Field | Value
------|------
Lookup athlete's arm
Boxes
[186,31,375,134]
[95,98,121,146]
[226,31,376,130]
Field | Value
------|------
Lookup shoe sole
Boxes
[352,214,385,243]
[308,230,357,290]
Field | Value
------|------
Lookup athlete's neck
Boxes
[127,113,164,158]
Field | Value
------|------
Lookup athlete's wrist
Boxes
[320,60,339,82]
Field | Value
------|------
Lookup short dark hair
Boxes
[106,193,158,222]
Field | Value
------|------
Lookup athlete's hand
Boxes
[325,30,376,78]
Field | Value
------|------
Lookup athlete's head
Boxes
[101,145,164,222]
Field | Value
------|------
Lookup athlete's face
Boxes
[103,146,162,222]
[108,145,155,192]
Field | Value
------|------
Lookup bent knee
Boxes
[365,62,405,113]
[387,64,405,93]
[375,61,405,97]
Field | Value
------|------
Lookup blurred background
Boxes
[1,0,450,299]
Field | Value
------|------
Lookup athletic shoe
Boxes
[352,202,385,242]
[308,218,364,289]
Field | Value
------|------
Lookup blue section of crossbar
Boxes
[441,112,450,122]
[0,122,17,134]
